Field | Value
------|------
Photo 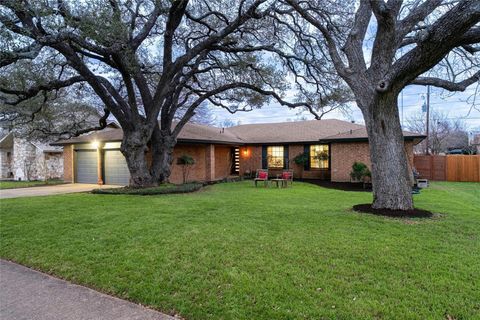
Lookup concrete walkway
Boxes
[0,183,121,199]
[0,260,174,320]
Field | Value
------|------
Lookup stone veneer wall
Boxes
[13,138,39,180]
[45,152,64,180]
[11,138,64,181]
[0,149,13,179]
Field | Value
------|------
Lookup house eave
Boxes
[319,135,426,144]
[52,138,243,146]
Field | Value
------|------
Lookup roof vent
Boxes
[351,120,355,123]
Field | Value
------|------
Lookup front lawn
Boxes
[1,181,479,319]
[0,179,64,189]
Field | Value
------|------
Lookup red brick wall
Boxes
[239,144,329,179]
[239,142,415,182]
[65,143,230,184]
[170,144,207,183]
[330,141,415,182]
[239,146,262,176]
[63,144,74,182]
[64,140,415,184]
[214,146,232,180]
[165,144,234,184]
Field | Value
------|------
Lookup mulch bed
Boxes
[353,204,433,218]
[300,180,372,192]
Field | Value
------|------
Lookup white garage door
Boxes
[104,150,130,186]
[75,150,98,183]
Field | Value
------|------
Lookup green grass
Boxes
[0,179,64,189]
[1,181,479,319]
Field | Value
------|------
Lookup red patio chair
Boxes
[281,170,294,186]
[254,169,269,187]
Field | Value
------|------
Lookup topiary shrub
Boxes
[177,154,195,184]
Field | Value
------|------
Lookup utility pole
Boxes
[425,85,430,155]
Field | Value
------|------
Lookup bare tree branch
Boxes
[411,71,480,91]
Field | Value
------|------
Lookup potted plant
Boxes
[291,152,309,178]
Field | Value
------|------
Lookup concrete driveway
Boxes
[0,184,121,199]
[0,260,173,320]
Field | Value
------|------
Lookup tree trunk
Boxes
[149,126,176,184]
[362,92,414,210]
[121,129,155,187]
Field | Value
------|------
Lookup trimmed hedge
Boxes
[91,183,203,195]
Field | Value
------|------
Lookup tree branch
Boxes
[284,0,347,78]
[0,42,43,67]
[411,71,480,92]
[0,75,85,105]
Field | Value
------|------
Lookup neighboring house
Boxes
[0,132,63,181]
[52,119,425,185]
[472,133,480,154]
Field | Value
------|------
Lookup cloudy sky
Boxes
[210,11,480,134]
[211,84,480,134]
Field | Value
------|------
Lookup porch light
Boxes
[242,148,249,157]
[91,140,99,149]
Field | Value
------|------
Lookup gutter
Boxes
[318,135,427,143]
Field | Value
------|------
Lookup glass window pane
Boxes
[267,146,284,168]
[310,145,329,169]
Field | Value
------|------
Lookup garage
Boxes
[104,150,130,185]
[75,150,98,183]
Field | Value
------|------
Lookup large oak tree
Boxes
[1,0,329,186]
[273,0,479,210]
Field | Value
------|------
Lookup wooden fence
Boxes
[413,155,480,182]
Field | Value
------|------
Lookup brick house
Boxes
[52,119,424,185]
[0,132,63,181]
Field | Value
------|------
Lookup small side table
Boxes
[271,178,287,188]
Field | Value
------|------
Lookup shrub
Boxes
[293,152,309,166]
[92,183,203,195]
[177,155,195,184]
[350,162,371,182]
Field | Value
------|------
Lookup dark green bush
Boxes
[293,152,309,165]
[92,183,203,195]
[350,162,371,182]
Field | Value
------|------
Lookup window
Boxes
[267,146,284,168]
[310,145,329,169]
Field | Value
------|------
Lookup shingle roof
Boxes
[227,119,366,143]
[52,122,243,145]
[52,119,425,146]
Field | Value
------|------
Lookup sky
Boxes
[210,84,480,135]
[209,7,480,135]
